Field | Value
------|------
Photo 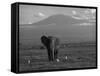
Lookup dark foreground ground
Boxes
[19,44,96,72]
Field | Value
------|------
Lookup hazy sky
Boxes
[19,5,96,25]
[19,5,96,44]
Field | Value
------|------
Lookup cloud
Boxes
[89,19,96,23]
[20,25,38,28]
[72,10,85,20]
[84,10,90,14]
[72,10,77,15]
[38,12,45,17]
[72,16,82,20]
[74,23,94,26]
[72,10,90,20]
[90,9,96,14]
[71,9,96,20]
[33,12,45,18]
[81,15,89,19]
[79,23,93,26]
[28,22,33,24]
[84,9,96,14]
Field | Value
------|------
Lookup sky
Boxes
[19,5,96,25]
[19,5,96,44]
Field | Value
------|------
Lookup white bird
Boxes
[72,10,77,15]
[65,56,68,60]
[56,59,60,62]
[28,60,31,64]
[39,12,45,17]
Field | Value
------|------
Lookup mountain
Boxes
[32,14,89,26]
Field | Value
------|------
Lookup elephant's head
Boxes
[41,35,50,47]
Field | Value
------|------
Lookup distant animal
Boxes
[41,35,60,61]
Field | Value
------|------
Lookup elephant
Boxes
[41,35,60,61]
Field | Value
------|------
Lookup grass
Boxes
[19,43,96,72]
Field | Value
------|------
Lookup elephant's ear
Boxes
[41,36,49,46]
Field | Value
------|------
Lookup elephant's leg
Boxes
[50,49,53,61]
[47,47,53,61]
[54,49,58,60]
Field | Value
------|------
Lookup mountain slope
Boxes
[32,14,89,26]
